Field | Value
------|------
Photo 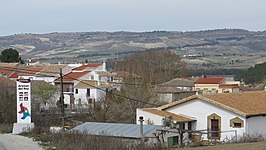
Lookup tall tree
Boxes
[0,48,22,63]
[114,50,190,84]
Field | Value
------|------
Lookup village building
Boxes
[26,58,40,66]
[194,76,240,94]
[155,78,197,103]
[72,122,162,145]
[137,91,266,143]
[73,80,113,107]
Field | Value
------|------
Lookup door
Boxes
[210,119,219,139]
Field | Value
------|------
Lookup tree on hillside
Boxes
[0,48,22,63]
[237,62,266,84]
[114,50,190,84]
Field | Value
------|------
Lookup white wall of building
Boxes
[166,99,246,140]
[136,109,164,125]
[246,116,266,138]
[74,87,106,105]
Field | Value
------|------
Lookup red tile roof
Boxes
[8,67,44,79]
[194,77,224,84]
[0,66,16,75]
[73,64,102,71]
[54,71,91,83]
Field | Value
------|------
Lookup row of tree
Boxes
[237,62,266,84]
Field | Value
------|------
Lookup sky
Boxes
[1,0,266,36]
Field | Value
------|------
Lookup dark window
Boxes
[188,122,192,130]
[75,89,78,94]
[87,89,90,97]
[234,123,242,128]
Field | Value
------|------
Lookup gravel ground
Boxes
[0,134,43,150]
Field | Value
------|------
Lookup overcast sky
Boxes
[1,0,265,36]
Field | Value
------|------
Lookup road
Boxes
[0,134,43,150]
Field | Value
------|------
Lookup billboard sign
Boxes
[16,79,31,123]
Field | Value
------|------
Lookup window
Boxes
[110,77,114,82]
[91,75,94,80]
[230,117,244,128]
[234,123,242,128]
[87,89,90,97]
[188,122,192,130]
[75,89,78,94]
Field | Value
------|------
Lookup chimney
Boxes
[139,116,144,142]
[102,60,106,71]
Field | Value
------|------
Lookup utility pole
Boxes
[60,68,65,130]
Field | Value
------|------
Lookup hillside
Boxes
[0,29,266,68]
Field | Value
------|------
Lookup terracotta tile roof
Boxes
[194,77,224,84]
[36,64,68,77]
[158,91,266,117]
[73,64,102,71]
[8,71,19,79]
[19,67,44,75]
[141,108,195,122]
[54,71,91,83]
[74,80,112,89]
[8,67,44,79]
[0,66,16,75]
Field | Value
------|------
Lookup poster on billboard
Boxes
[16,79,31,123]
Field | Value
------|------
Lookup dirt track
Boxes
[0,134,43,150]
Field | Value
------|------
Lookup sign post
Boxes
[12,79,34,134]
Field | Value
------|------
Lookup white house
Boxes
[26,58,40,66]
[54,71,93,107]
[35,64,72,84]
[73,80,112,107]
[72,62,106,72]
[137,91,266,142]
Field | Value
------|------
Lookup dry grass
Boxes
[21,127,167,150]
[182,142,266,150]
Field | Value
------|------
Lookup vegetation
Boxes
[21,127,167,150]
[236,62,266,84]
[0,48,23,63]
[0,78,16,124]
[114,50,189,84]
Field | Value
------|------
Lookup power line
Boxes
[0,65,160,107]
[0,66,156,87]
[64,74,160,107]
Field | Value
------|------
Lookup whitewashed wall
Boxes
[74,88,106,105]
[166,99,246,141]
[246,116,266,139]
[136,108,165,125]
